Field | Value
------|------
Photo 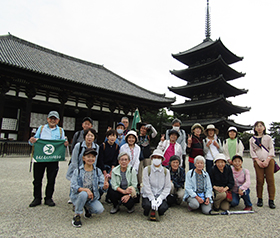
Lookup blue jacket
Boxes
[66,141,99,181]
[70,164,106,203]
[183,169,213,203]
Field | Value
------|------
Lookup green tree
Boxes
[269,122,280,150]
[239,132,253,150]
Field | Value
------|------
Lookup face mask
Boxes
[172,126,180,131]
[152,158,162,166]
[117,129,124,134]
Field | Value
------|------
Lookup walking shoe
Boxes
[29,198,41,207]
[187,205,193,212]
[84,207,91,218]
[257,198,263,207]
[243,206,252,211]
[44,198,56,206]
[110,205,120,214]
[269,200,276,209]
[72,215,82,228]
[149,209,157,221]
[127,206,135,214]
[67,199,72,204]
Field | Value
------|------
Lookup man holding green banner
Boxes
[28,111,68,207]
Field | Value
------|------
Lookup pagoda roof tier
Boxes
[170,96,250,117]
[168,75,248,98]
[172,38,243,66]
[170,55,245,82]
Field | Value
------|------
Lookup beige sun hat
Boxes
[204,124,219,136]
[191,123,204,133]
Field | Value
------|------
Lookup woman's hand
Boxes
[195,196,204,204]
[103,176,109,190]
[187,134,192,146]
[222,186,229,193]
[124,187,133,195]
[121,195,130,204]
[86,189,94,200]
[214,186,224,193]
[213,140,219,149]
[256,159,265,168]
[204,197,210,205]
[238,188,244,196]
[160,134,165,142]
[206,140,212,147]
[262,158,271,168]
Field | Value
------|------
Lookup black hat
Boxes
[169,155,181,165]
[83,148,97,156]
[82,117,93,124]
[232,155,243,162]
[136,122,147,131]
[168,129,180,138]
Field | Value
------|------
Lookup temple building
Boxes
[0,34,175,143]
[168,0,251,139]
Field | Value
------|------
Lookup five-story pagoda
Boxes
[168,0,251,138]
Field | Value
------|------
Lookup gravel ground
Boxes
[1,156,280,238]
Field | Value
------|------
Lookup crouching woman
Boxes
[184,155,213,214]
[109,152,138,214]
[210,153,234,211]
[70,148,109,228]
[141,149,171,221]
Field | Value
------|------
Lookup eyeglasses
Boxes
[119,158,129,162]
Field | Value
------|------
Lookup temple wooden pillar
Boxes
[58,92,68,127]
[22,85,36,141]
[0,79,10,136]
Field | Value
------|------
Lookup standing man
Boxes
[71,117,93,151]
[121,117,130,136]
[28,111,68,207]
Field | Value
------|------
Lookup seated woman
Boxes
[109,152,138,214]
[210,153,234,211]
[157,129,182,167]
[183,155,212,214]
[141,149,171,221]
[70,148,109,228]
[231,155,252,211]
[166,155,185,206]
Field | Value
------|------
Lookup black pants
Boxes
[142,197,169,216]
[33,162,59,200]
[108,188,135,210]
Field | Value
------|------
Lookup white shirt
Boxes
[141,164,171,201]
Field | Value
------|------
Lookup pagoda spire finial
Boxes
[204,0,211,41]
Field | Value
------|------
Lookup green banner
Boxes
[33,139,66,162]
[131,108,141,130]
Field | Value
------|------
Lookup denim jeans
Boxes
[74,191,104,215]
[231,189,252,207]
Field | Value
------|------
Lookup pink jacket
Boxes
[232,167,251,193]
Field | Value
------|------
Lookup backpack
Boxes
[39,125,62,138]
[147,165,167,176]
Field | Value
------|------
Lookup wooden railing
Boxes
[0,141,32,157]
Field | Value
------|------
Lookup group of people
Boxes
[28,112,276,228]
